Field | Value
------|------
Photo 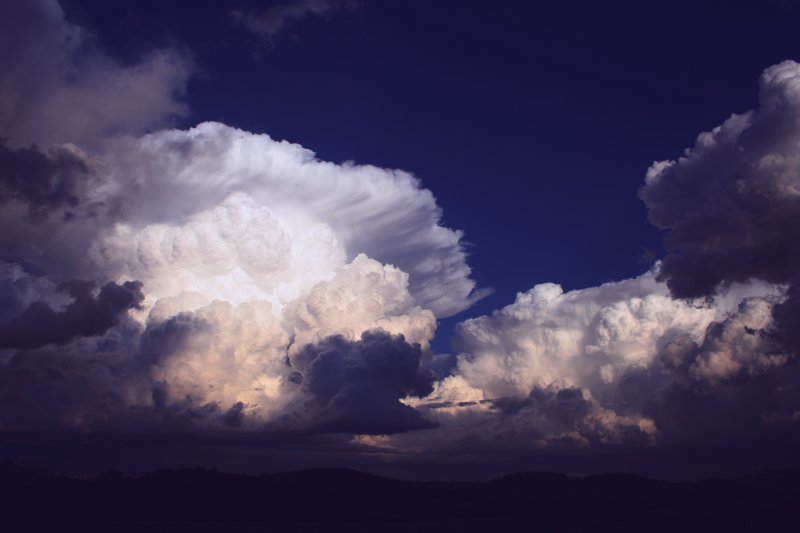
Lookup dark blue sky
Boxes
[62,0,800,350]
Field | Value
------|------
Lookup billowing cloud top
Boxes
[641,60,800,298]
[0,0,191,149]
[94,122,483,317]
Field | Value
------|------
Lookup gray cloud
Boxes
[638,58,800,388]
[0,142,90,220]
[0,280,144,350]
[0,0,192,149]
[0,141,111,299]
[640,60,800,299]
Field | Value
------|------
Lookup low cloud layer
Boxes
[388,272,792,455]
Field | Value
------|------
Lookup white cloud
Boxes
[95,121,483,317]
[450,270,779,399]
[284,254,436,351]
[387,270,789,451]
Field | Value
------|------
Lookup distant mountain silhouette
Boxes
[1,460,798,532]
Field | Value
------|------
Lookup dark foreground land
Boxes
[1,461,798,532]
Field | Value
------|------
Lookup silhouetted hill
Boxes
[1,461,798,532]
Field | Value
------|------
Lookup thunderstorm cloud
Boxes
[3,0,800,469]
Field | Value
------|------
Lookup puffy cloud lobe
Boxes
[141,299,291,424]
[95,193,344,308]
[96,122,482,317]
[640,60,800,299]
[451,271,720,398]
[290,330,435,434]
[687,297,788,383]
[284,254,436,350]
[0,0,192,148]
[0,280,144,349]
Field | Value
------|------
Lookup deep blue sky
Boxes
[62,0,800,351]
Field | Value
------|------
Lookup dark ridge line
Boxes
[2,461,800,531]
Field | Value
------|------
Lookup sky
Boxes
[2,0,800,480]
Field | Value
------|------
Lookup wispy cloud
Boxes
[230,0,358,42]
[0,0,192,149]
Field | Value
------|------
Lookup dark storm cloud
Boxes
[290,330,435,434]
[640,60,800,299]
[603,350,800,448]
[134,312,434,435]
[0,137,113,289]
[0,280,144,349]
[488,386,653,447]
[0,0,192,148]
[0,142,89,219]
[231,0,357,40]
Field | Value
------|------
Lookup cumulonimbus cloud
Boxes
[0,0,476,436]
